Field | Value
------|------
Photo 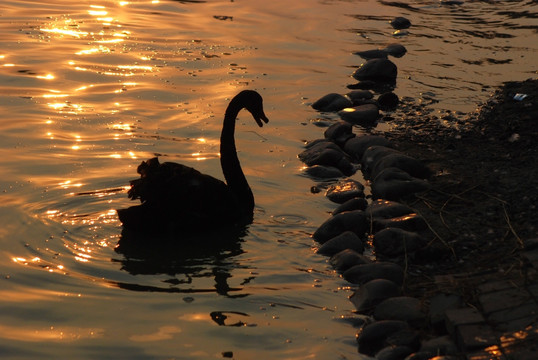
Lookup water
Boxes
[0,0,536,358]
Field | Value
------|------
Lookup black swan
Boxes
[117,90,269,234]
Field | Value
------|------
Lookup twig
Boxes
[502,203,523,248]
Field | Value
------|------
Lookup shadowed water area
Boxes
[0,0,536,358]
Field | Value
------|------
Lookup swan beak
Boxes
[254,111,269,127]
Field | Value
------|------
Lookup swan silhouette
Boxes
[117,90,269,234]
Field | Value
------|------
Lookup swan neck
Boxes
[220,104,254,214]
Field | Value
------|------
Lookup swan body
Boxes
[117,90,269,233]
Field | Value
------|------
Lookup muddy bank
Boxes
[383,78,537,280]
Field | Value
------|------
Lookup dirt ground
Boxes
[381,78,538,300]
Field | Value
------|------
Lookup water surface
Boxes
[0,0,536,358]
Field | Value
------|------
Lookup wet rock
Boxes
[374,296,426,323]
[343,261,404,285]
[361,145,400,176]
[390,17,411,30]
[303,165,344,179]
[338,104,379,126]
[343,135,392,161]
[373,228,426,257]
[316,231,364,256]
[373,213,428,232]
[365,199,414,220]
[329,249,372,272]
[346,89,374,103]
[356,320,411,356]
[332,197,368,215]
[324,121,355,146]
[325,179,365,204]
[377,92,399,111]
[298,141,355,176]
[354,48,388,60]
[383,43,407,58]
[352,58,398,82]
[370,152,432,180]
[376,345,414,360]
[350,279,401,312]
[371,168,430,200]
[312,210,368,243]
[304,138,329,149]
[311,93,353,112]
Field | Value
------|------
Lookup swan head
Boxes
[235,90,269,127]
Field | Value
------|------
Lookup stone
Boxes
[346,89,374,102]
[377,92,399,111]
[343,261,404,285]
[361,145,401,176]
[488,301,538,329]
[373,228,426,257]
[303,165,344,179]
[390,17,411,30]
[298,141,354,176]
[375,345,414,360]
[324,121,355,146]
[478,288,532,314]
[444,307,485,336]
[343,135,392,161]
[356,320,410,356]
[332,197,368,215]
[352,58,398,82]
[338,104,380,126]
[373,213,427,232]
[313,210,368,243]
[456,324,498,351]
[311,93,353,112]
[365,199,414,219]
[325,179,365,204]
[329,249,372,272]
[370,153,432,180]
[383,43,407,58]
[316,231,364,256]
[350,279,401,312]
[371,167,430,201]
[374,296,425,323]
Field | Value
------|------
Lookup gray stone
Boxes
[303,165,344,179]
[356,320,410,356]
[370,153,432,180]
[352,58,398,82]
[383,43,407,58]
[346,90,374,102]
[371,167,430,200]
[374,296,425,323]
[354,48,389,60]
[332,197,368,215]
[338,104,379,126]
[390,17,411,30]
[329,248,372,272]
[488,301,538,328]
[365,199,414,219]
[373,213,427,233]
[344,261,404,285]
[361,145,401,176]
[298,141,354,176]
[313,210,368,243]
[478,288,532,314]
[343,135,392,161]
[444,307,485,336]
[350,279,401,312]
[324,121,354,146]
[325,179,365,204]
[316,231,364,256]
[373,228,426,258]
[375,345,414,360]
[311,93,353,112]
[456,324,498,351]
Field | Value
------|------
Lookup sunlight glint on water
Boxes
[0,0,536,358]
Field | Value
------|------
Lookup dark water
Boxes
[0,0,536,358]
